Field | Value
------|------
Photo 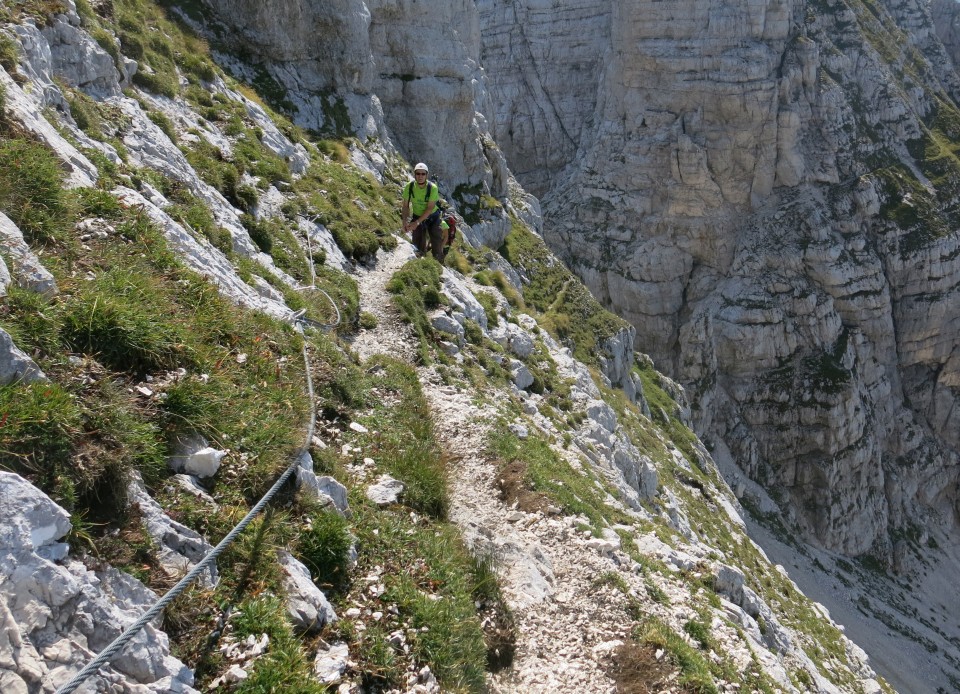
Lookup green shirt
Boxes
[403,180,439,217]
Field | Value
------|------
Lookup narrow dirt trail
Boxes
[348,240,637,693]
[347,243,419,363]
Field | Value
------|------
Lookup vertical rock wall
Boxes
[200,0,509,196]
[475,0,610,197]
[477,0,960,558]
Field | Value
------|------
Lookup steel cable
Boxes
[56,323,328,694]
[57,212,347,694]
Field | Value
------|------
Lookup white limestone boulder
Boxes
[0,212,59,298]
[366,475,404,507]
[0,330,45,387]
[440,271,488,328]
[127,474,218,586]
[298,217,351,272]
[278,551,337,633]
[314,641,350,684]
[0,473,72,553]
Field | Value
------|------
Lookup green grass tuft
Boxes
[488,422,630,531]
[231,596,328,694]
[0,138,75,246]
[0,32,19,72]
[637,616,719,694]
[498,218,630,367]
[357,356,449,518]
[295,507,353,590]
[349,505,490,691]
[386,257,443,363]
[60,269,193,375]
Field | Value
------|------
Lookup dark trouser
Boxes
[411,213,445,262]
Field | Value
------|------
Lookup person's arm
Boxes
[410,200,435,230]
[410,189,437,228]
[401,184,412,232]
[420,199,436,221]
[413,185,438,226]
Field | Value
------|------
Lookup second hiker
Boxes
[402,162,445,261]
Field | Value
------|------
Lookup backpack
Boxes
[443,214,457,246]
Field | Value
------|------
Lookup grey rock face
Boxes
[112,187,293,320]
[313,641,350,684]
[128,475,218,587]
[366,474,404,507]
[430,311,466,344]
[296,452,351,514]
[0,256,9,297]
[278,551,337,633]
[40,3,125,98]
[508,358,534,390]
[298,217,351,272]
[0,67,97,188]
[489,320,535,359]
[476,0,611,197]
[477,0,960,561]
[932,0,960,74]
[441,270,488,328]
[0,473,198,693]
[200,0,508,198]
[0,473,72,553]
[0,212,59,299]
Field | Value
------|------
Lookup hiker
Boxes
[401,162,445,261]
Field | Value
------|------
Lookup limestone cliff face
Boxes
[474,0,610,197]
[475,0,960,561]
[199,0,509,200]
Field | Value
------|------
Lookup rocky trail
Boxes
[347,239,662,693]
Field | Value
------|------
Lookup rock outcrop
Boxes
[0,473,198,693]
[199,0,511,203]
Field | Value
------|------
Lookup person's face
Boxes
[415,171,427,182]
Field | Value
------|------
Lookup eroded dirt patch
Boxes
[495,459,549,514]
[604,641,684,694]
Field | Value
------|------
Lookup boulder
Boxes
[0,330,45,387]
[278,551,337,633]
[441,271,488,328]
[0,212,58,298]
[366,475,404,507]
[0,473,72,552]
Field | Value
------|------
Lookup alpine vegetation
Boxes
[0,1,955,693]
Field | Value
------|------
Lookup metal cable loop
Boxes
[297,286,341,332]
[57,212,345,693]
[56,335,318,694]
